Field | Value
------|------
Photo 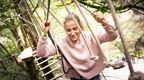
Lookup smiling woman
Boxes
[36,12,118,80]
[64,20,80,44]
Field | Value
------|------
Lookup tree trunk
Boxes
[12,0,54,79]
[11,0,40,80]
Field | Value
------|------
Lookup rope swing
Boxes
[16,0,135,79]
[61,0,101,61]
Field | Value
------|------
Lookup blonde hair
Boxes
[63,12,84,30]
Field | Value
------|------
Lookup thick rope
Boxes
[42,0,63,27]
[18,0,132,79]
[49,11,63,27]
[42,0,61,57]
[46,0,51,22]
[79,3,117,31]
[28,0,43,22]
[106,0,134,75]
[73,0,106,61]
[60,0,99,60]
[42,0,78,75]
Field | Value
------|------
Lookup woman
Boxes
[36,12,118,80]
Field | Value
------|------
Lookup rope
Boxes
[28,0,43,22]
[106,0,134,75]
[17,14,36,27]
[16,13,47,79]
[42,0,63,27]
[24,0,42,36]
[28,0,44,34]
[17,1,62,79]
[73,0,106,61]
[100,72,107,80]
[42,0,61,57]
[60,0,98,60]
[79,4,93,15]
[79,3,117,31]
[46,0,51,22]
[42,0,75,75]
[49,11,63,27]
[17,0,134,79]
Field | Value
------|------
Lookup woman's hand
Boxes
[41,21,51,37]
[104,24,115,33]
[93,12,108,26]
[93,12,104,23]
[42,21,51,33]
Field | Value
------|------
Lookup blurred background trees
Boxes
[0,0,144,80]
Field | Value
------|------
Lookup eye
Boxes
[73,27,78,30]
[66,29,71,32]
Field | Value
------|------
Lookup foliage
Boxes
[77,0,144,14]
[0,43,29,80]
[0,0,13,30]
[134,50,144,58]
[0,0,144,79]
[0,0,20,53]
[0,0,36,79]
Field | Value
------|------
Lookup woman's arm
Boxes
[93,12,118,43]
[36,22,56,57]
[36,36,56,57]
[98,24,118,43]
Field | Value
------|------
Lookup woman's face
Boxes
[64,20,80,43]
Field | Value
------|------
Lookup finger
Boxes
[105,26,115,33]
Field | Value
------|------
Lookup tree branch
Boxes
[77,0,109,12]
[77,0,144,14]
[123,5,144,11]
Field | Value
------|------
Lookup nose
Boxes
[70,30,76,36]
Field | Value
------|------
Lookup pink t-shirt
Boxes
[36,29,117,79]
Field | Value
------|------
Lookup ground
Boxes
[102,58,144,80]
[57,59,144,80]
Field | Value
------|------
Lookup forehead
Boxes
[64,20,77,28]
